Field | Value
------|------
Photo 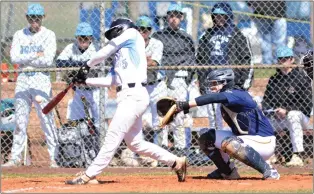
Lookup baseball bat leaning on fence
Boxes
[81,96,97,134]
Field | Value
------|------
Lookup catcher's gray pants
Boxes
[85,87,177,178]
[11,72,58,162]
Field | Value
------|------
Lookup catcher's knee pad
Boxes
[198,128,216,155]
[221,136,270,174]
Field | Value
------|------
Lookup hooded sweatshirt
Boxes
[196,2,252,94]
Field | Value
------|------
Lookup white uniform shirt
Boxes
[87,28,147,87]
[145,37,164,80]
[10,26,56,69]
[57,42,99,62]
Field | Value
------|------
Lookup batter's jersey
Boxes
[145,37,164,81]
[10,26,56,68]
[110,28,147,86]
[221,89,274,137]
[57,42,99,62]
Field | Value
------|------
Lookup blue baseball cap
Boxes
[75,22,93,36]
[167,4,183,14]
[212,8,228,15]
[276,46,294,58]
[136,16,153,28]
[26,4,45,16]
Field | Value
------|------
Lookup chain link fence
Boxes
[0,1,313,169]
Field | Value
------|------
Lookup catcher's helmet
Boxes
[105,18,136,40]
[206,68,235,91]
[301,50,313,80]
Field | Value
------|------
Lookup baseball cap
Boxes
[136,16,153,28]
[167,4,183,14]
[75,22,93,36]
[26,3,45,16]
[276,46,294,58]
[212,8,228,15]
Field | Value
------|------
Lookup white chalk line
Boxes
[3,185,74,193]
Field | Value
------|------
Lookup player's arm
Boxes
[10,31,38,64]
[148,40,163,66]
[87,29,136,68]
[177,93,229,112]
[29,31,57,67]
[85,67,115,87]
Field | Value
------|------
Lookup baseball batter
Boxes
[135,16,168,147]
[3,4,58,168]
[175,69,280,180]
[65,18,187,185]
[56,22,100,129]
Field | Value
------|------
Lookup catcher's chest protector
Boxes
[56,122,100,168]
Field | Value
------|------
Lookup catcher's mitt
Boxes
[156,97,177,128]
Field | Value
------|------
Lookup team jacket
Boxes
[262,68,312,117]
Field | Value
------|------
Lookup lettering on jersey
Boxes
[20,45,43,54]
[209,35,230,56]
[115,50,128,69]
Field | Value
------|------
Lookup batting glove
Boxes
[176,101,190,114]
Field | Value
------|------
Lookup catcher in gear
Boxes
[161,68,280,180]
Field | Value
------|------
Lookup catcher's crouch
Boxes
[164,68,280,180]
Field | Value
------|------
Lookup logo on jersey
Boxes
[288,86,296,94]
[209,35,230,56]
[20,45,43,54]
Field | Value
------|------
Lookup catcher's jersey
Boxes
[57,42,99,62]
[145,37,164,81]
[220,89,274,137]
[10,26,56,68]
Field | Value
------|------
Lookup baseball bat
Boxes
[42,82,74,114]
[81,96,96,134]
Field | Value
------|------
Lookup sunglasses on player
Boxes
[138,26,152,33]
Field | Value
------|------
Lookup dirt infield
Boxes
[1,166,312,193]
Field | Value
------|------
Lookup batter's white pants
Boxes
[12,72,58,162]
[66,88,100,128]
[211,129,276,163]
[270,110,311,153]
[85,87,177,177]
[166,77,189,149]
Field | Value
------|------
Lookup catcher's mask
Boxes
[205,68,234,92]
[105,18,136,40]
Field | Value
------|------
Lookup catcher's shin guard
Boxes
[221,136,271,174]
[198,128,234,175]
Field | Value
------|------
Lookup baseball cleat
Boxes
[263,169,280,180]
[65,172,99,185]
[286,154,304,167]
[207,167,240,180]
[173,156,187,182]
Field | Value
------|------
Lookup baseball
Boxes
[35,95,43,103]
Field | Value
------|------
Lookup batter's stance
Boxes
[65,18,187,184]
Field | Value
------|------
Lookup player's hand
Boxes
[37,52,44,57]
[72,63,90,84]
[176,101,190,114]
[275,108,287,119]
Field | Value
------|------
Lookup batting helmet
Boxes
[206,68,235,91]
[105,18,136,40]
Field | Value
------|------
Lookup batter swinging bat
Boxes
[42,82,74,114]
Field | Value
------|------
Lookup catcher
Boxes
[157,68,280,180]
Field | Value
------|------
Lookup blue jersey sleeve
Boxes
[222,90,256,108]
